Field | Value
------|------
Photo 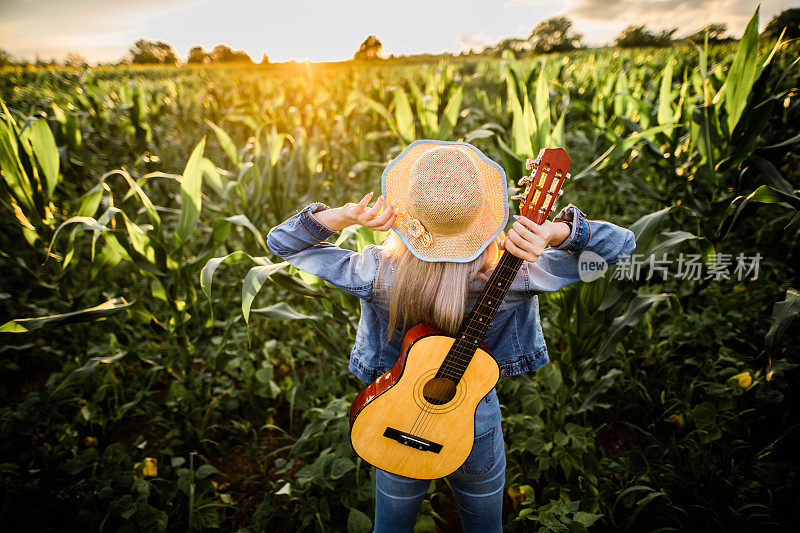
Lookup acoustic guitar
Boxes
[349,147,573,479]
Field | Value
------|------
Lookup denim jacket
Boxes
[266,202,636,384]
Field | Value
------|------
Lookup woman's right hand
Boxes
[341,192,397,231]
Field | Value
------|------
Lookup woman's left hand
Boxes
[500,216,571,263]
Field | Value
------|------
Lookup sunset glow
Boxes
[0,0,792,63]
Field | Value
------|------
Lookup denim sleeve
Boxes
[520,204,636,293]
[266,202,380,300]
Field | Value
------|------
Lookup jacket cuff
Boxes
[299,202,336,241]
[552,204,591,253]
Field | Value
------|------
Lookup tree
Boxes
[0,49,14,67]
[64,52,88,67]
[187,46,209,64]
[209,44,253,63]
[260,52,270,65]
[489,38,530,56]
[354,35,383,60]
[615,25,677,48]
[684,23,732,44]
[35,55,57,67]
[130,39,179,65]
[528,16,583,53]
[764,8,800,40]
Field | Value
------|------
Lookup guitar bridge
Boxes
[383,427,443,453]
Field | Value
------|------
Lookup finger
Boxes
[508,229,535,253]
[502,234,531,261]
[350,193,372,218]
[367,203,395,228]
[508,229,543,259]
[363,195,385,220]
[512,221,548,250]
[370,201,395,226]
[357,192,373,209]
[508,228,546,257]
[514,215,548,238]
[373,210,398,231]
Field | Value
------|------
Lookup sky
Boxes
[0,0,795,63]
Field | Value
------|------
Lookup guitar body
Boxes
[349,323,499,479]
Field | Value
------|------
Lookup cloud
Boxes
[566,0,787,36]
[504,0,556,6]
[0,0,207,61]
[458,30,489,52]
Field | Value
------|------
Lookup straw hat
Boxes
[381,140,508,263]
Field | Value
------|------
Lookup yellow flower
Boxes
[506,484,529,511]
[667,413,685,426]
[731,372,752,388]
[143,457,158,477]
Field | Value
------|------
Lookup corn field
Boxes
[1,9,799,532]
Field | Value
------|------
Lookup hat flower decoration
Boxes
[381,140,509,263]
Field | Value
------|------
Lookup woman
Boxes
[267,140,635,532]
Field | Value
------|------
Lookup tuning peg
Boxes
[511,193,527,200]
[564,173,571,180]
[558,190,564,197]
[518,175,532,185]
[526,154,544,170]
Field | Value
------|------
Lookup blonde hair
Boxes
[377,230,506,341]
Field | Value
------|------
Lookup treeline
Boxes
[481,10,798,56]
[1,8,797,67]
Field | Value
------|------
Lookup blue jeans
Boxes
[373,387,505,533]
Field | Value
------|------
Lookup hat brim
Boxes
[381,140,509,263]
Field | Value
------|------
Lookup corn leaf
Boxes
[0,119,35,213]
[175,137,206,248]
[242,262,290,325]
[766,289,800,349]
[724,7,760,134]
[204,120,239,168]
[392,88,415,142]
[251,302,319,321]
[438,85,463,140]
[25,119,59,199]
[719,185,800,236]
[593,293,680,363]
[657,58,675,133]
[200,251,273,302]
[0,297,133,333]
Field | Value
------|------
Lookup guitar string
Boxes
[408,200,549,438]
[410,264,520,439]
[409,259,520,437]
[408,295,510,437]
[406,173,562,442]
[407,276,513,436]
[409,187,554,437]
[417,205,547,384]
[410,299,509,437]
[410,201,560,439]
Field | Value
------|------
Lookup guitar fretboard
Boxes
[434,251,524,382]
[432,147,571,384]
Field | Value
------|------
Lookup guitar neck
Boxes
[433,249,523,382]
[458,251,523,341]
[434,147,572,383]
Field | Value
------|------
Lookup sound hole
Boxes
[422,377,457,405]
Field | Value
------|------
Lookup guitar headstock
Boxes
[511,148,572,225]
